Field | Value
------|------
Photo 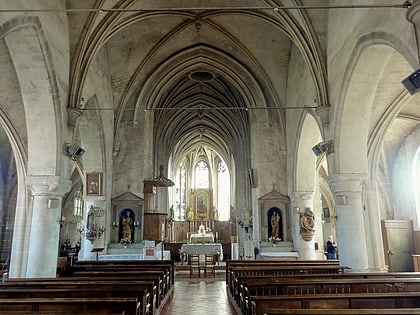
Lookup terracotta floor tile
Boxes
[160,266,238,315]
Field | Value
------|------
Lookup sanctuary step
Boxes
[259,241,294,252]
[258,241,298,260]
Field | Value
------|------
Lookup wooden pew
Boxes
[0,296,140,314]
[0,279,152,315]
[226,261,420,315]
[64,268,170,297]
[240,277,420,314]
[61,261,174,305]
[1,260,175,315]
[226,259,342,284]
[264,308,420,314]
[250,292,420,315]
[72,260,175,286]
[67,271,165,309]
[228,264,348,299]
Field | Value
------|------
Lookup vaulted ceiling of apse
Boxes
[146,53,253,164]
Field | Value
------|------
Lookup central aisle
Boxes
[160,265,238,314]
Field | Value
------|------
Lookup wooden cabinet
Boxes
[143,213,167,243]
[413,255,420,272]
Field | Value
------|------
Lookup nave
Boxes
[161,265,236,315]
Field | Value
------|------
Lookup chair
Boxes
[204,254,215,278]
[189,254,201,277]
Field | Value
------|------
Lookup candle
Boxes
[161,222,165,239]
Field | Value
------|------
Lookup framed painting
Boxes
[196,190,209,214]
[86,172,102,196]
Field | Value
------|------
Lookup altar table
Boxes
[181,243,223,261]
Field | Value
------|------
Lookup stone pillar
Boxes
[364,180,387,271]
[291,191,316,260]
[26,175,71,278]
[329,173,369,271]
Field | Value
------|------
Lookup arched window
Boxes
[174,163,186,220]
[73,189,83,218]
[217,160,230,221]
[195,160,209,189]
[173,155,231,221]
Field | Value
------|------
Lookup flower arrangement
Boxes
[120,237,132,247]
[269,236,282,245]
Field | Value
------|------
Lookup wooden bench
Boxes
[228,264,349,298]
[0,296,140,314]
[264,308,420,314]
[66,270,168,305]
[239,277,420,314]
[226,259,342,284]
[71,260,175,286]
[1,279,154,315]
[250,292,420,315]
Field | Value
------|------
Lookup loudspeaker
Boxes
[67,144,85,159]
[401,68,420,95]
[312,143,324,156]
[312,140,333,156]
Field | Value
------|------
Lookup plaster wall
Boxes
[392,125,420,228]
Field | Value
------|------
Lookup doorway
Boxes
[381,220,414,272]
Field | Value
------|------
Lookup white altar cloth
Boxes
[181,243,223,260]
[189,233,214,244]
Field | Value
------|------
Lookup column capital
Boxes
[67,107,82,129]
[328,173,368,194]
[290,191,314,209]
[291,191,314,202]
[315,104,330,125]
[27,175,72,196]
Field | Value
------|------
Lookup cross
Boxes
[272,182,276,191]
[127,184,131,191]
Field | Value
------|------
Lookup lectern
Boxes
[91,247,104,261]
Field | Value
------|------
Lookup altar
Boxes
[181,243,223,260]
[188,224,215,244]
[189,233,214,244]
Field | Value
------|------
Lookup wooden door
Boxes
[381,220,414,272]
[143,213,167,243]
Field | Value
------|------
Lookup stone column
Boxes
[364,180,387,271]
[328,173,369,271]
[291,191,316,260]
[26,175,71,278]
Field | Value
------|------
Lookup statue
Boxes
[121,211,133,242]
[300,208,315,241]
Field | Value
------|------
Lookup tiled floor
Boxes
[160,265,238,315]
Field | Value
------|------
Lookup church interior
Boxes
[0,0,420,313]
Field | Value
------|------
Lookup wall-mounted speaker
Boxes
[312,140,333,157]
[67,144,85,159]
[401,68,420,95]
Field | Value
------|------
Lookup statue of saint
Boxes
[121,211,133,242]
